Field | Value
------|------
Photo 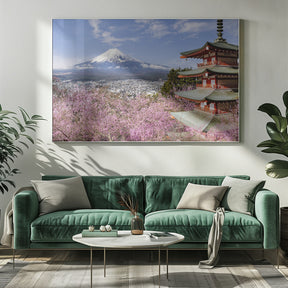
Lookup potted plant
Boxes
[257,90,288,252]
[0,105,44,194]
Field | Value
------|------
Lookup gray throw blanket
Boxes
[199,207,225,269]
[1,186,34,247]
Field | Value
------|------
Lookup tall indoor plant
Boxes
[257,90,288,252]
[0,104,44,193]
[257,91,288,178]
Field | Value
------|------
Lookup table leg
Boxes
[90,247,93,288]
[104,247,106,277]
[166,249,168,279]
[158,247,160,288]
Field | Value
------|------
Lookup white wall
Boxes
[1,0,288,236]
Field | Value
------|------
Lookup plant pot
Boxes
[131,215,143,235]
[280,207,288,252]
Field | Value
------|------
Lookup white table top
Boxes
[73,230,184,249]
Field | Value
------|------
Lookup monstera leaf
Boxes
[257,91,288,178]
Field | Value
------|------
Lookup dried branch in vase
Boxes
[117,193,138,216]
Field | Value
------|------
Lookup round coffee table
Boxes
[73,230,184,287]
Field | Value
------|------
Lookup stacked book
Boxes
[82,230,118,237]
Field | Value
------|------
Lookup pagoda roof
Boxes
[175,88,238,102]
[178,65,238,77]
[176,88,214,101]
[206,89,238,101]
[180,41,238,58]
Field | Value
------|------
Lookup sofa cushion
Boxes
[31,177,91,216]
[221,176,265,215]
[42,175,145,214]
[176,183,228,212]
[144,175,250,214]
[144,209,262,243]
[31,209,140,242]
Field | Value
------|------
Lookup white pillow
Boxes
[221,176,265,215]
[176,183,228,212]
[31,176,91,216]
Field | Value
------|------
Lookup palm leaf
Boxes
[25,126,36,132]
[19,107,30,124]
[31,115,45,121]
[21,134,34,144]
[0,105,44,193]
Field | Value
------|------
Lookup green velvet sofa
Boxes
[13,175,279,252]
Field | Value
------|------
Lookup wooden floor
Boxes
[0,247,288,287]
[0,247,288,270]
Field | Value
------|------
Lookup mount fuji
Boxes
[70,48,170,81]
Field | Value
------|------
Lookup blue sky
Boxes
[53,19,239,70]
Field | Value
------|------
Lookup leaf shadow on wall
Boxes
[35,139,120,177]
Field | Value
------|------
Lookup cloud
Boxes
[173,20,211,35]
[222,19,239,43]
[101,31,137,46]
[135,19,211,39]
[87,19,217,46]
[135,19,151,25]
[135,20,173,38]
[148,21,171,38]
[101,31,121,45]
[88,19,102,38]
[88,20,138,46]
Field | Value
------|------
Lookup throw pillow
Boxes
[176,183,229,212]
[221,176,265,215]
[31,176,91,216]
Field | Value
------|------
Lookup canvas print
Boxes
[52,19,239,142]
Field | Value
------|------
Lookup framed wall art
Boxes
[52,19,239,142]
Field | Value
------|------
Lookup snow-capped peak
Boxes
[74,48,170,74]
[91,48,138,64]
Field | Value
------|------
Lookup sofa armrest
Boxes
[14,190,39,249]
[255,189,279,249]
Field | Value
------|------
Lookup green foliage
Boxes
[0,105,44,193]
[161,68,198,97]
[257,91,288,178]
[265,160,288,179]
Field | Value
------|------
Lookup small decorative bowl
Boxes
[99,225,106,232]
[88,225,95,232]
[105,225,112,232]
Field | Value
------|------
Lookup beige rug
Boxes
[0,250,287,288]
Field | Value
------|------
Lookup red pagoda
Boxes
[176,19,239,115]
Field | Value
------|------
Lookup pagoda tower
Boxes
[175,19,239,114]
